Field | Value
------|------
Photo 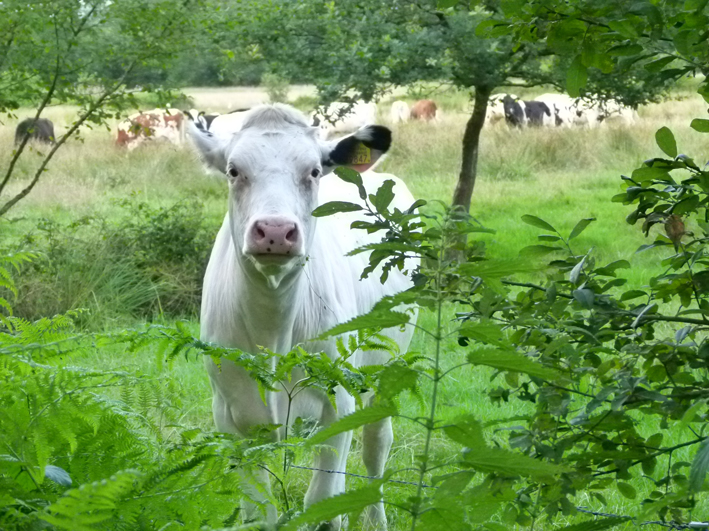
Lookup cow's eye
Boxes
[310,168,321,178]
[227,166,239,179]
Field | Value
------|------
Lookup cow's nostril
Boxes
[286,228,297,242]
[256,227,266,239]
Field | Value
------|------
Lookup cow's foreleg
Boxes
[303,389,355,530]
[361,398,393,530]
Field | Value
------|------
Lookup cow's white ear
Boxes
[323,125,391,173]
[187,120,229,174]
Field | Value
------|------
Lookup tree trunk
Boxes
[451,85,492,212]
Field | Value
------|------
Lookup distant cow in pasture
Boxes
[116,109,184,150]
[188,103,417,529]
[485,95,507,126]
[206,109,251,139]
[311,101,378,139]
[535,93,575,127]
[523,100,553,127]
[15,118,55,145]
[598,99,638,126]
[502,95,526,127]
[410,99,438,121]
[389,100,410,123]
[184,109,222,133]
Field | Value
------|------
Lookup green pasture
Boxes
[3,85,708,528]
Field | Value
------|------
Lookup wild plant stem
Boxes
[409,239,445,531]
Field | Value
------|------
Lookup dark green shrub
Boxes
[13,198,217,327]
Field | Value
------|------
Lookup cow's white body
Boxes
[535,93,575,127]
[601,99,638,126]
[312,101,378,139]
[191,104,416,529]
[389,100,410,123]
[485,95,507,126]
[208,110,250,139]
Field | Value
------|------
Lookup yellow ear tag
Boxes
[351,143,372,165]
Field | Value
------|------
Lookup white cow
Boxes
[535,93,575,127]
[389,100,410,123]
[571,98,603,128]
[600,99,638,126]
[485,94,507,126]
[208,109,250,139]
[189,104,417,529]
[311,101,378,139]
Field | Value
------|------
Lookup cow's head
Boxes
[188,104,391,287]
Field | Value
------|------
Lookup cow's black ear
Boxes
[324,125,391,172]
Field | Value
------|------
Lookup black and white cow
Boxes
[523,101,553,127]
[15,118,55,145]
[503,95,526,127]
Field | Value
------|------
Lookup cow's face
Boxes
[189,104,391,287]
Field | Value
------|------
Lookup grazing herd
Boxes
[10,94,639,152]
[487,93,638,128]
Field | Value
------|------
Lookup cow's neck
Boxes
[232,257,308,353]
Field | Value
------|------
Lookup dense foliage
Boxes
[12,198,217,327]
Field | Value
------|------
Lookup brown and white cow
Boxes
[410,99,438,121]
[115,109,185,150]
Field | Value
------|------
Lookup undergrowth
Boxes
[9,196,218,328]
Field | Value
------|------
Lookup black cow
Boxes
[503,95,526,127]
[523,101,552,127]
[15,118,55,145]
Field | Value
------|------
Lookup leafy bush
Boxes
[261,72,290,103]
[0,255,249,530]
[13,197,217,327]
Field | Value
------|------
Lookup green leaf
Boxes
[673,194,700,215]
[307,404,397,446]
[655,127,678,158]
[458,320,507,347]
[281,483,385,531]
[466,347,561,380]
[620,289,647,301]
[573,288,594,309]
[438,0,458,7]
[608,20,639,38]
[690,437,709,492]
[462,446,567,478]
[569,255,587,285]
[595,259,631,277]
[567,55,587,97]
[312,201,363,218]
[335,167,366,199]
[607,43,643,56]
[378,364,419,400]
[558,517,627,531]
[444,416,486,447]
[44,465,72,487]
[370,179,395,212]
[617,481,637,499]
[521,214,557,232]
[644,55,676,73]
[631,166,672,182]
[459,259,535,293]
[691,119,709,132]
[679,400,706,432]
[569,218,596,240]
[674,29,695,56]
[319,309,411,338]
